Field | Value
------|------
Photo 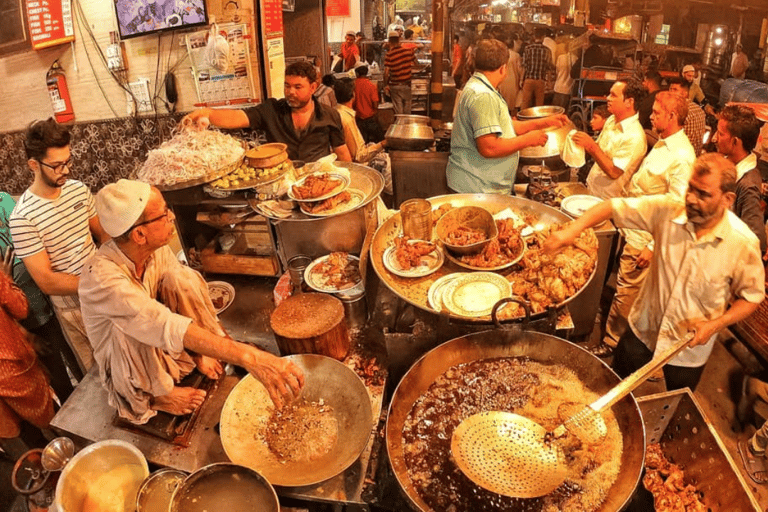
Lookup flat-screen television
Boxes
[114,0,208,40]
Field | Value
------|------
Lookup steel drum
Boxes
[370,193,597,323]
[219,354,374,487]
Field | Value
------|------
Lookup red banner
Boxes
[326,0,350,17]
[27,0,75,50]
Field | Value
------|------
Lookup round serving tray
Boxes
[150,147,246,192]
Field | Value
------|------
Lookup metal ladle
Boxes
[451,333,695,499]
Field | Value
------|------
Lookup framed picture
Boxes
[395,0,427,12]
[282,0,294,12]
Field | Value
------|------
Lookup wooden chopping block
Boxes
[270,293,350,360]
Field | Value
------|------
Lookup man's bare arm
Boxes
[22,251,80,296]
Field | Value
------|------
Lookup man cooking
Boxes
[544,153,764,392]
[579,78,647,200]
[79,180,304,424]
[185,61,351,163]
[447,38,566,194]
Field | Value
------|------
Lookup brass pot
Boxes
[386,115,435,151]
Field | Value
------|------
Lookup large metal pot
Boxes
[55,440,149,512]
[386,330,645,512]
[386,115,435,151]
[517,106,575,161]
[170,463,279,512]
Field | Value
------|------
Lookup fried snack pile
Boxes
[460,218,523,268]
[292,173,342,199]
[303,190,351,214]
[394,237,436,270]
[446,226,487,246]
[643,443,707,512]
[312,252,360,289]
[498,223,598,319]
[265,398,337,463]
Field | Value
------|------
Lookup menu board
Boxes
[26,0,75,50]
[263,0,283,38]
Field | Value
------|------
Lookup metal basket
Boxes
[637,389,760,512]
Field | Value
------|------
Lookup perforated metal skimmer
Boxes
[452,334,694,498]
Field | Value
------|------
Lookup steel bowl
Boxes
[435,206,498,255]
[170,463,278,512]
[136,468,187,512]
[517,106,575,160]
[55,440,149,512]
[219,354,374,486]
[385,115,435,151]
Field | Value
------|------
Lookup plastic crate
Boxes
[637,389,760,512]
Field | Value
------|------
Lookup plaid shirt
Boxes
[522,42,552,81]
[684,101,706,156]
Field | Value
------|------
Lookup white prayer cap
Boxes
[96,179,151,237]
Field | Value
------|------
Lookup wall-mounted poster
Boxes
[326,0,349,17]
[282,0,294,12]
[26,0,75,50]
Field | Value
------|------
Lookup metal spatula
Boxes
[451,333,694,498]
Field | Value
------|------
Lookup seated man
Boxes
[79,180,303,424]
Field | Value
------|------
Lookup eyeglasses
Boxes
[37,157,73,174]
[130,206,172,231]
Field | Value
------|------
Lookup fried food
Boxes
[311,252,360,290]
[432,204,453,226]
[643,443,707,512]
[393,236,436,270]
[304,191,351,214]
[292,173,342,199]
[497,222,598,319]
[265,398,337,463]
[459,219,523,268]
[446,225,486,246]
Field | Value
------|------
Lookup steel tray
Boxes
[637,389,760,512]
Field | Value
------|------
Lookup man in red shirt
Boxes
[341,30,360,72]
[354,65,384,143]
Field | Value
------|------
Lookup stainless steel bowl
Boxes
[386,115,435,151]
[517,106,566,119]
[435,206,498,255]
[170,463,278,512]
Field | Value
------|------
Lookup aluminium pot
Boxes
[386,329,645,512]
[517,106,576,161]
[386,115,435,151]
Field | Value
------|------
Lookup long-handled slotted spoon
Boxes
[451,333,695,499]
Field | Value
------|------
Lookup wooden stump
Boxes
[270,293,350,360]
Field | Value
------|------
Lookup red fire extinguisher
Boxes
[46,60,75,123]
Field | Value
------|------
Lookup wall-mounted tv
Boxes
[114,0,209,40]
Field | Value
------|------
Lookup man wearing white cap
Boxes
[340,30,361,72]
[79,180,304,424]
[682,64,706,106]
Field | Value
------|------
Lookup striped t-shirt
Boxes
[384,45,415,84]
[10,180,97,276]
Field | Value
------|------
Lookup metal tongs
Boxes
[451,332,696,498]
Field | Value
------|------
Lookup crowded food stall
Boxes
[3,0,768,508]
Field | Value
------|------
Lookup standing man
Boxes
[545,153,764,391]
[594,91,696,357]
[383,30,416,115]
[353,65,383,143]
[340,30,360,72]
[714,104,767,255]
[9,118,110,374]
[452,35,465,88]
[638,70,662,130]
[552,48,577,109]
[334,78,387,164]
[80,181,304,423]
[731,44,749,79]
[668,76,706,156]
[446,38,565,194]
[682,64,706,105]
[498,33,523,115]
[578,79,647,200]
[185,61,351,163]
[520,28,553,109]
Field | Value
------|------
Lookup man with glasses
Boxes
[79,180,304,423]
[9,118,109,375]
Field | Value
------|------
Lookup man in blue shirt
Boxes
[447,38,567,194]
